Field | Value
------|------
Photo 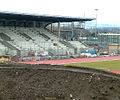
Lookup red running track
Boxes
[17,56,120,65]
[106,70,120,74]
[17,56,120,74]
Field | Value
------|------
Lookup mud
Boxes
[0,63,120,100]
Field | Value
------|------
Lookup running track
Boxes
[17,56,120,74]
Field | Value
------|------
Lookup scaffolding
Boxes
[98,33,120,54]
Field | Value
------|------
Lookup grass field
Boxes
[63,60,120,70]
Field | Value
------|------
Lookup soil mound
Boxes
[0,63,120,100]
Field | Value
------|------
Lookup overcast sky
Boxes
[0,0,120,26]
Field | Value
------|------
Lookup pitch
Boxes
[63,60,120,70]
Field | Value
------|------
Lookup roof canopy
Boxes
[0,11,95,23]
[99,33,120,36]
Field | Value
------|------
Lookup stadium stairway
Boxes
[29,27,50,40]
[0,42,7,55]
[68,41,90,49]
[0,38,21,55]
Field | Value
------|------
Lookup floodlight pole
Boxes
[117,36,120,54]
[95,9,99,37]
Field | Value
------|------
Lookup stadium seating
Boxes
[0,26,92,56]
[69,41,90,48]
[0,42,6,55]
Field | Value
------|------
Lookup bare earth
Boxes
[0,63,120,100]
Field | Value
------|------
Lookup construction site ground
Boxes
[0,63,120,100]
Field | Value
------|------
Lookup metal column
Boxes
[71,22,74,41]
[33,21,36,27]
[58,22,61,41]
[51,23,53,31]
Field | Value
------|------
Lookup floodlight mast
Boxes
[94,9,99,37]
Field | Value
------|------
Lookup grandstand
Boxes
[0,11,94,58]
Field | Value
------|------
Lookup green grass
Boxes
[63,60,120,70]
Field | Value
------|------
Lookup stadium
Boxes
[0,11,94,58]
[0,11,120,100]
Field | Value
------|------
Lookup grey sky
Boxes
[0,0,120,25]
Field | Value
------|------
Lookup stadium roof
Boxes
[99,33,120,36]
[0,11,95,23]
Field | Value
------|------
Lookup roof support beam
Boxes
[58,22,61,41]
[71,22,74,40]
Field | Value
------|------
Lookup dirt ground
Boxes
[0,63,120,100]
